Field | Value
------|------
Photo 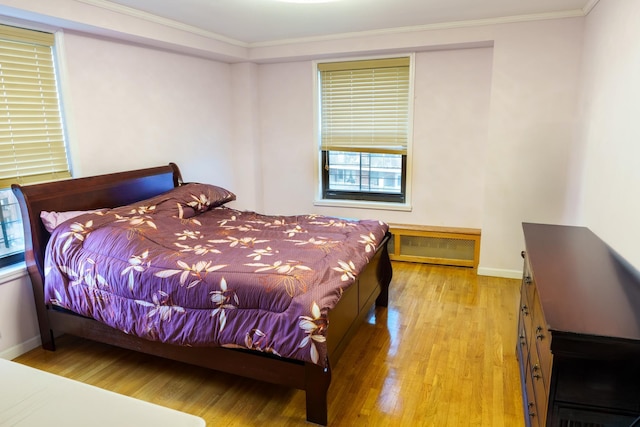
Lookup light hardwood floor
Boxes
[13,262,525,426]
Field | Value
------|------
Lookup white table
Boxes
[0,358,206,426]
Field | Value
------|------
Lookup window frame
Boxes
[0,23,71,268]
[0,251,24,268]
[320,150,407,204]
[314,54,414,210]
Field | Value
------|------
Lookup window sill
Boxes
[314,199,412,212]
[0,262,27,286]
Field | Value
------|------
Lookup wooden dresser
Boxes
[518,223,640,427]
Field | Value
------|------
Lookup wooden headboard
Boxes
[11,163,182,300]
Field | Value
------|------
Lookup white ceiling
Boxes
[101,0,595,45]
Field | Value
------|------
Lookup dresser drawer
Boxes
[517,316,529,365]
[529,352,549,426]
[535,335,552,396]
[519,283,535,352]
[524,368,542,427]
[522,256,536,313]
[529,345,548,426]
[530,290,552,392]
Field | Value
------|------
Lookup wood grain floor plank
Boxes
[13,262,524,426]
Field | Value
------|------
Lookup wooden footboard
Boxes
[12,163,393,426]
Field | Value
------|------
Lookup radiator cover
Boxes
[387,224,480,268]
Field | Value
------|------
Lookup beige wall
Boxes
[0,271,39,358]
[481,19,584,276]
[61,31,236,188]
[576,0,640,270]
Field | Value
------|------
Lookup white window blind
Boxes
[0,25,70,188]
[319,57,410,155]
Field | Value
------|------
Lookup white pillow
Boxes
[40,210,101,233]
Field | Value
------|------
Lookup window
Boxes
[318,57,411,204]
[0,25,70,267]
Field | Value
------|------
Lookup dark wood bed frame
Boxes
[12,163,393,425]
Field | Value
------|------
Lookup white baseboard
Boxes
[0,335,41,360]
[477,266,522,279]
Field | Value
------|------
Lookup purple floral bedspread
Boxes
[44,183,388,366]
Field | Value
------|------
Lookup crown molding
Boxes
[74,1,590,51]
[582,0,600,15]
[249,9,587,48]
[75,0,249,48]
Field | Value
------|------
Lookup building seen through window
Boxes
[0,189,24,265]
[326,151,403,194]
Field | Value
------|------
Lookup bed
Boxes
[12,163,393,425]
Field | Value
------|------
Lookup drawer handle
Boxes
[535,326,545,340]
[521,305,529,316]
[524,275,532,285]
[519,334,526,346]
[528,402,536,417]
[531,363,541,380]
